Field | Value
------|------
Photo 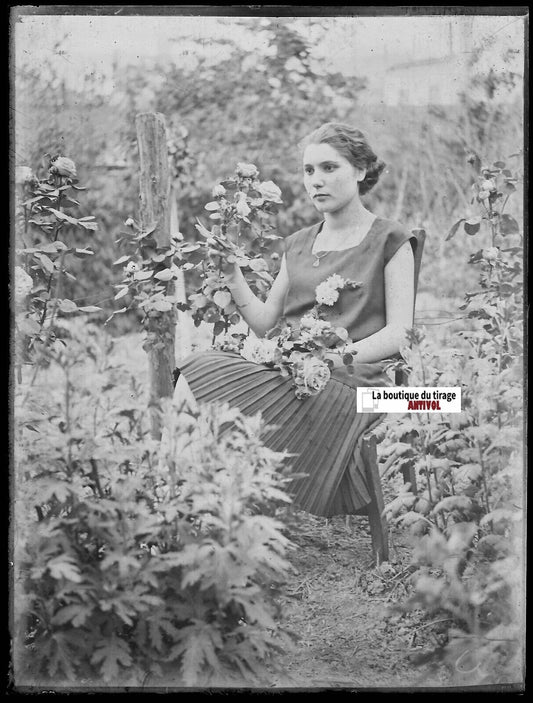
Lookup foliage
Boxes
[173,162,283,342]
[381,153,524,684]
[13,155,99,380]
[14,322,295,688]
[109,219,183,349]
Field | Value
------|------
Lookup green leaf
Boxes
[78,305,102,313]
[248,257,268,272]
[500,214,519,235]
[152,300,173,312]
[34,252,55,273]
[133,270,153,281]
[45,207,79,226]
[73,248,95,257]
[104,307,128,324]
[78,221,98,231]
[432,495,472,514]
[113,255,131,266]
[204,201,220,211]
[178,243,201,254]
[213,320,226,336]
[90,635,133,682]
[52,604,93,627]
[58,299,78,313]
[446,218,466,241]
[464,217,482,236]
[213,290,232,309]
[154,269,174,281]
[455,463,482,482]
[195,219,212,238]
[47,555,82,583]
[114,286,129,300]
[169,623,223,686]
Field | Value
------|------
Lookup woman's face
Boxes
[303,142,365,214]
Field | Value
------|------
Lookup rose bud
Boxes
[50,156,77,179]
[212,184,227,198]
[236,162,259,179]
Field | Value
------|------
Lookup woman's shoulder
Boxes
[375,216,410,237]
[374,217,416,263]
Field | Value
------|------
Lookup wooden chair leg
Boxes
[361,434,389,564]
[401,460,418,495]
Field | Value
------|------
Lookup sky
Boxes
[12,11,525,96]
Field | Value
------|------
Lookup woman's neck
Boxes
[318,200,375,249]
[324,197,371,231]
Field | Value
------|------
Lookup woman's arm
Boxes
[330,240,415,365]
[224,255,289,337]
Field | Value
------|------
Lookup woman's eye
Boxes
[304,167,313,175]
[324,165,335,172]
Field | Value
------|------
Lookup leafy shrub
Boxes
[14,155,99,383]
[381,155,524,684]
[14,322,295,688]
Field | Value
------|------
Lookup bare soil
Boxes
[271,510,450,690]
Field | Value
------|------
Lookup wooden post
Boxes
[136,112,176,439]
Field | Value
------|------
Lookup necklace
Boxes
[312,250,329,267]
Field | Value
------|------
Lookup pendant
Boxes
[312,259,320,267]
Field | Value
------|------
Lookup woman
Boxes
[174,122,415,517]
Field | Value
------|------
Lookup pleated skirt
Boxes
[179,351,389,517]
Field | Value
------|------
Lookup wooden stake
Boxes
[135,112,176,439]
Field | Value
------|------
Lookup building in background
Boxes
[350,15,522,107]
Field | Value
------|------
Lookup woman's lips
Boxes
[313,194,329,199]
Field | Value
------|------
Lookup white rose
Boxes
[50,156,77,179]
[291,354,331,399]
[484,247,499,262]
[479,178,497,192]
[241,337,277,364]
[315,281,339,306]
[300,314,331,338]
[257,180,283,203]
[326,274,346,289]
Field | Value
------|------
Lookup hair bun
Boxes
[360,158,386,195]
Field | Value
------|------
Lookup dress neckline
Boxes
[311,216,382,256]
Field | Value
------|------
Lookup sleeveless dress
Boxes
[179,217,415,517]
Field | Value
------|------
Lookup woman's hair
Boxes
[301,122,386,195]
